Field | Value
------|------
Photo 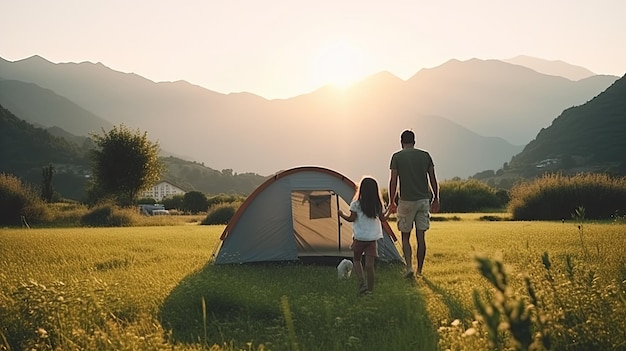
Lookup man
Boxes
[388,129,440,278]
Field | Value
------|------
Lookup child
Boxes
[338,176,390,295]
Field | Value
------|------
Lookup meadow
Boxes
[1,215,624,350]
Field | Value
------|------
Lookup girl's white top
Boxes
[350,200,383,241]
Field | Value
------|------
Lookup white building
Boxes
[141,181,186,201]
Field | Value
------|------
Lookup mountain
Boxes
[509,74,626,174]
[0,104,91,199]
[0,55,617,184]
[503,55,597,81]
[160,156,267,196]
[0,78,114,136]
[0,104,267,200]
[401,58,618,144]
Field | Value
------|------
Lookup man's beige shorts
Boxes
[396,199,431,232]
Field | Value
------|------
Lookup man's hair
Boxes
[401,130,415,144]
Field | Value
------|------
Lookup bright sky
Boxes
[2,0,625,99]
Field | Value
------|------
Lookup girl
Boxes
[338,176,390,295]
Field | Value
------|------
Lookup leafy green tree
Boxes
[182,191,209,214]
[89,124,163,206]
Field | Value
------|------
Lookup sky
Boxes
[2,0,626,100]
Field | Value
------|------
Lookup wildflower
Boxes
[37,328,48,338]
[463,328,477,337]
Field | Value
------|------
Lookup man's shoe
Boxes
[358,282,368,295]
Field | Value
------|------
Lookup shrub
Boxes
[207,193,245,207]
[161,194,183,211]
[46,202,89,227]
[0,173,49,226]
[202,202,241,225]
[508,173,626,220]
[80,204,134,227]
[440,179,504,212]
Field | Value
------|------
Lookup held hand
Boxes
[388,202,398,214]
[430,198,440,213]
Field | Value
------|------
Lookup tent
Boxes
[214,166,403,265]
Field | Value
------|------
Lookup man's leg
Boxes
[416,229,426,275]
[402,231,413,275]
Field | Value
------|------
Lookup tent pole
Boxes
[335,192,341,252]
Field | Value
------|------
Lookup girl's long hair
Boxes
[355,176,383,219]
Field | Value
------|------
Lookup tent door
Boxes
[291,190,353,257]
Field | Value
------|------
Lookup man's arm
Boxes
[428,165,440,213]
[388,168,399,213]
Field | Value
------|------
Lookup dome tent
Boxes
[214,166,403,265]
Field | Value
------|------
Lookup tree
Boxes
[182,191,209,214]
[90,124,163,206]
[162,194,184,211]
[41,164,54,202]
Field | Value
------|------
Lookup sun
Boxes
[311,40,366,89]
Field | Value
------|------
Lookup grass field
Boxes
[1,215,625,350]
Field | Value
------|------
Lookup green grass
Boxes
[1,216,624,350]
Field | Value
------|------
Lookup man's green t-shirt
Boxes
[390,148,434,201]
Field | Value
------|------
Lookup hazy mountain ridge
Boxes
[0,55,617,184]
[503,55,597,81]
[0,78,114,136]
[402,58,618,144]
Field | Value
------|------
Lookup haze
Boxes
[2,0,625,99]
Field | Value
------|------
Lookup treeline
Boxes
[3,171,626,227]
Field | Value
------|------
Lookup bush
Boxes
[207,193,245,207]
[0,173,49,226]
[80,204,134,227]
[202,202,241,225]
[161,194,183,211]
[46,202,89,227]
[508,173,626,220]
[440,179,505,212]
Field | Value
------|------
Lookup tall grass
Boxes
[508,173,626,220]
[1,217,624,350]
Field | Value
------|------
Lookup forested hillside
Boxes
[160,156,267,196]
[510,74,626,174]
[0,104,90,199]
[1,104,267,200]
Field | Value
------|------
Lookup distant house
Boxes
[141,180,186,201]
[536,158,560,169]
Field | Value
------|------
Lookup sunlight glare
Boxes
[311,40,366,89]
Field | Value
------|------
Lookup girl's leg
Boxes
[365,255,375,291]
[353,254,365,288]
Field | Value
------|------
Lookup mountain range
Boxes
[0,55,620,187]
[502,55,597,81]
